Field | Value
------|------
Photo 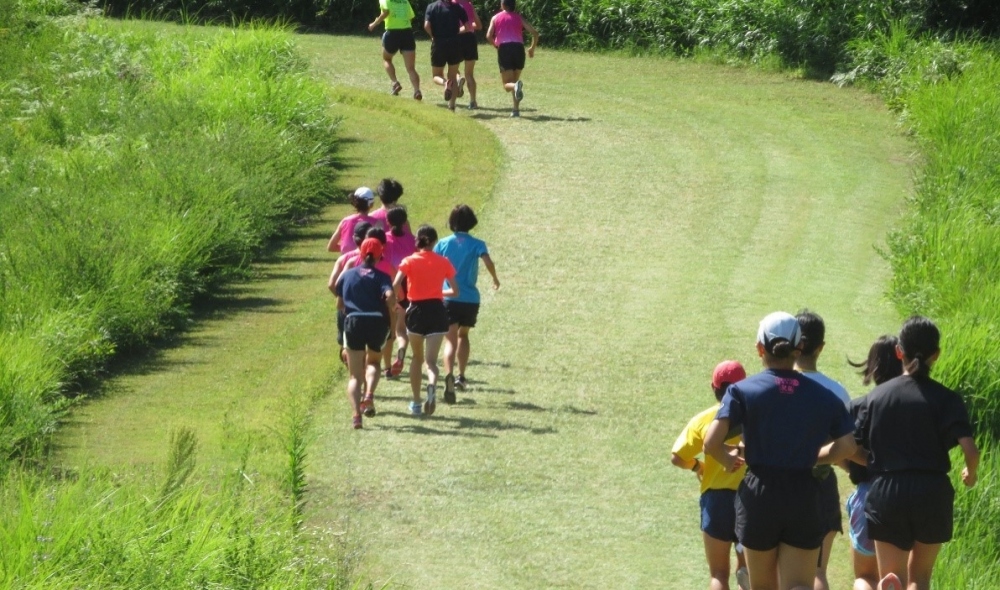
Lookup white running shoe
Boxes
[513,80,524,102]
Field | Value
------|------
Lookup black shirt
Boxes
[424,0,467,39]
[847,396,871,484]
[855,374,974,474]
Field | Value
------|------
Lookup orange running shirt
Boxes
[398,250,456,301]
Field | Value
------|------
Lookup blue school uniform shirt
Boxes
[433,232,488,304]
[335,265,393,317]
[716,369,854,471]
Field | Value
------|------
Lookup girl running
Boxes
[671,360,750,590]
[705,311,857,590]
[385,206,416,377]
[369,178,407,232]
[393,225,458,416]
[334,238,396,429]
[329,221,373,365]
[327,187,377,254]
[424,0,469,111]
[369,0,423,100]
[793,310,851,590]
[485,0,539,118]
[854,316,979,590]
[453,0,483,109]
[844,335,903,590]
[434,205,499,403]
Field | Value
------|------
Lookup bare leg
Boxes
[745,547,779,590]
[345,348,367,418]
[408,333,425,403]
[853,547,878,590]
[776,543,820,590]
[402,50,420,94]
[365,349,382,399]
[875,541,910,589]
[382,50,398,85]
[446,63,459,110]
[906,542,941,590]
[432,65,446,88]
[423,333,445,387]
[703,533,733,590]
[444,323,459,376]
[814,530,837,590]
[456,325,472,376]
[381,306,394,372]
[464,59,477,105]
[394,304,408,369]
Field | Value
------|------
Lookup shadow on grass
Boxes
[372,411,556,436]
[467,359,512,369]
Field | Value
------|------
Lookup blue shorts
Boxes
[700,489,738,543]
[846,482,875,557]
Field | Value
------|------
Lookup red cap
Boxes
[712,360,747,390]
[359,237,384,261]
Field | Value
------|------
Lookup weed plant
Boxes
[0,0,338,460]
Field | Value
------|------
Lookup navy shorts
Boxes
[497,42,525,71]
[382,29,416,54]
[736,467,824,551]
[444,300,480,327]
[817,468,844,534]
[866,471,954,550]
[701,489,739,543]
[344,314,389,352]
[405,299,449,336]
[458,31,478,61]
[431,37,463,67]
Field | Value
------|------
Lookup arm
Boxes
[424,19,433,39]
[369,9,389,31]
[671,452,704,480]
[481,253,500,290]
[958,436,980,487]
[327,257,348,293]
[704,418,744,473]
[327,220,345,252]
[383,287,397,314]
[523,19,539,58]
[816,432,858,465]
[392,270,406,302]
[485,16,496,45]
[473,11,482,32]
[443,277,460,299]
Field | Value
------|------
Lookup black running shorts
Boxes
[431,37,463,67]
[444,300,480,328]
[405,299,449,336]
[817,468,844,534]
[865,471,955,550]
[337,309,346,346]
[736,467,825,551]
[497,42,525,72]
[458,31,478,61]
[382,29,416,54]
[344,314,390,352]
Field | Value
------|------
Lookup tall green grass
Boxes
[0,0,338,461]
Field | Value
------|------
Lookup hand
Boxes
[492,278,500,290]
[368,22,376,32]
[725,448,745,472]
[962,467,977,487]
[528,47,535,59]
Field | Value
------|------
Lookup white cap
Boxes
[353,187,375,203]
[757,311,802,352]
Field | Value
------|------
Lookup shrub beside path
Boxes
[59,32,914,588]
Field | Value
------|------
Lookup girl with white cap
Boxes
[328,187,377,254]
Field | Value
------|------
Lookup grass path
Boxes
[57,28,914,588]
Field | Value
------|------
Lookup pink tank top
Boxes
[492,11,523,47]
[454,0,476,26]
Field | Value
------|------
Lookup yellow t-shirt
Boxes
[379,0,415,30]
[671,404,746,494]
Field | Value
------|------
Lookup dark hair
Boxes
[386,206,408,237]
[448,204,478,233]
[365,226,387,245]
[416,224,438,249]
[363,253,377,268]
[712,384,735,403]
[766,340,797,359]
[898,316,940,379]
[796,309,825,356]
[350,191,372,213]
[352,221,372,246]
[377,178,403,205]
[502,0,515,11]
[848,335,903,386]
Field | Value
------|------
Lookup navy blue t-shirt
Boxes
[335,265,393,317]
[424,0,467,39]
[717,369,855,471]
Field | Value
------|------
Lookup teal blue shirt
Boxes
[434,232,488,304]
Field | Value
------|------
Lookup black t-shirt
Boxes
[855,374,974,474]
[424,0,467,39]
[847,396,871,485]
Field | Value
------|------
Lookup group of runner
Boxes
[369,0,539,117]
[328,181,499,429]
[673,311,980,590]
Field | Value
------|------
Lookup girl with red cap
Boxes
[334,237,396,429]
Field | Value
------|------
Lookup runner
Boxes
[793,310,851,590]
[368,0,423,100]
[393,225,458,416]
[485,0,539,118]
[434,205,499,403]
[385,206,416,377]
[844,335,903,590]
[327,187,377,254]
[424,0,469,111]
[329,221,373,366]
[334,238,396,429]
[704,311,857,590]
[671,360,750,590]
[453,0,483,109]
[369,178,406,232]
[854,316,979,590]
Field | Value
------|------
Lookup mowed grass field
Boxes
[58,29,914,588]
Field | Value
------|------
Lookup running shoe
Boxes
[444,81,452,101]
[413,90,422,101]
[424,384,437,416]
[510,110,520,118]
[383,367,393,379]
[361,395,376,417]
[455,375,467,390]
[444,373,456,404]
[736,567,750,590]
[390,357,404,377]
[457,76,466,98]
[390,81,403,96]
[514,80,524,102]
[409,401,422,416]
[352,415,363,430]
[878,573,902,590]
[468,101,478,110]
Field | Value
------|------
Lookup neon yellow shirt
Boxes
[379,0,415,30]
[671,404,746,494]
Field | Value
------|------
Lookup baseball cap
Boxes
[354,187,375,203]
[359,237,384,261]
[757,311,802,353]
[712,360,747,389]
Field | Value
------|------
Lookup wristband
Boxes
[690,459,701,472]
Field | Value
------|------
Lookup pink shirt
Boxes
[334,213,377,253]
[343,250,396,278]
[369,207,390,231]
[385,229,417,268]
[454,0,476,26]
[491,10,523,47]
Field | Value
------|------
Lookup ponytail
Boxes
[415,224,438,250]
[898,315,940,379]
[363,253,376,268]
